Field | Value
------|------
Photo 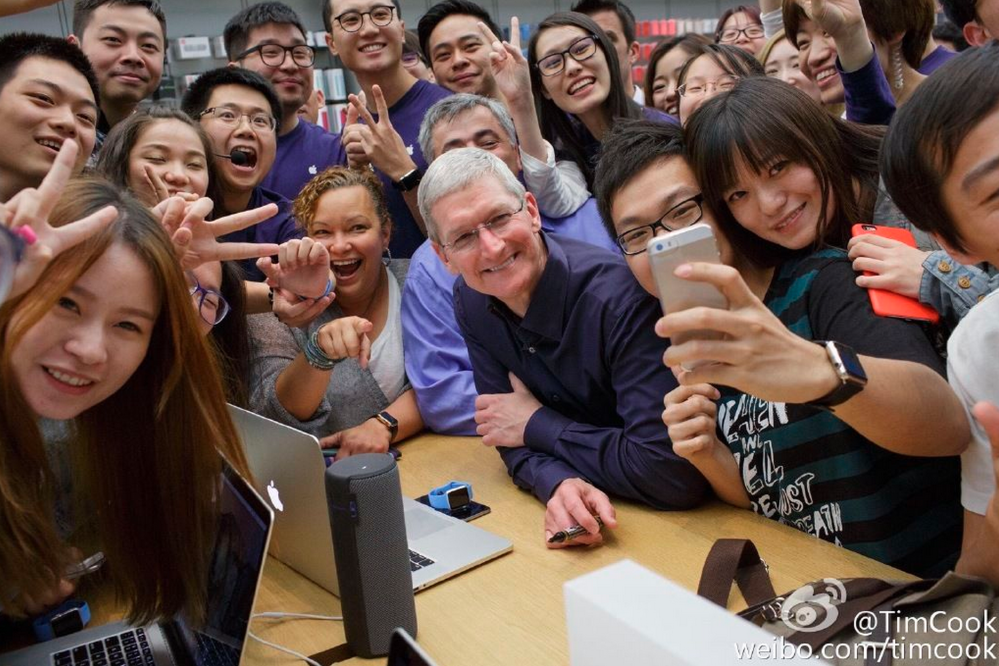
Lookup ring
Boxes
[13,225,38,245]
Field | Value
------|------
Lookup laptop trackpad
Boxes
[405,506,450,540]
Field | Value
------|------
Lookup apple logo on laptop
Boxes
[267,481,284,512]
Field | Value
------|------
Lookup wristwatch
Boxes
[429,481,473,511]
[391,168,423,192]
[374,411,399,442]
[806,341,868,409]
[33,599,90,642]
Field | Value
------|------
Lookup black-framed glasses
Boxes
[615,194,704,256]
[677,74,740,98]
[717,25,765,43]
[235,43,316,68]
[0,225,27,303]
[442,201,526,256]
[536,34,598,77]
[334,5,396,32]
[187,272,230,326]
[198,106,277,132]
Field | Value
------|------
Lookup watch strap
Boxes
[392,168,423,192]
[428,481,473,510]
[806,341,867,409]
[33,599,90,642]
[374,411,398,441]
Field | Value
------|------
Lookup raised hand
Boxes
[2,140,117,302]
[257,237,334,299]
[807,0,866,41]
[315,316,374,369]
[164,196,281,270]
[342,85,416,181]
[479,17,533,106]
[341,98,371,170]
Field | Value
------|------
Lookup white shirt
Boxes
[368,266,407,404]
[947,289,999,515]
[519,139,590,219]
[632,84,645,106]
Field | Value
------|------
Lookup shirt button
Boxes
[551,394,561,403]
[528,346,536,354]
[979,294,987,303]
[938,260,953,273]
[958,276,972,289]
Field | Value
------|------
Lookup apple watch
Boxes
[391,168,423,192]
[806,341,868,409]
[373,411,398,442]
[33,599,90,642]
[429,481,473,511]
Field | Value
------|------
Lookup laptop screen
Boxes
[174,460,272,664]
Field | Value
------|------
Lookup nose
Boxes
[49,105,78,137]
[64,322,109,367]
[563,55,583,77]
[758,183,787,217]
[119,40,144,66]
[452,50,469,68]
[232,115,257,139]
[477,226,505,257]
[358,13,379,37]
[162,160,190,185]
[328,231,352,254]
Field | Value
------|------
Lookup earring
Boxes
[383,246,392,266]
[890,44,904,91]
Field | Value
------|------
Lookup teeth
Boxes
[46,367,93,387]
[38,139,62,150]
[333,259,360,266]
[815,68,837,82]
[484,256,515,273]
[361,44,384,52]
[569,78,595,94]
[232,147,256,156]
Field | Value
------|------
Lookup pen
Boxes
[548,516,605,544]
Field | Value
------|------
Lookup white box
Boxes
[173,36,212,60]
[211,36,227,60]
[564,560,824,666]
[325,68,346,101]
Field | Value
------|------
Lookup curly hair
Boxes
[293,167,392,233]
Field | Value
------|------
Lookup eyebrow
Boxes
[27,79,99,112]
[70,285,158,321]
[253,37,307,47]
[962,155,999,194]
[617,187,697,229]
[216,102,270,115]
[98,23,163,43]
[139,142,206,157]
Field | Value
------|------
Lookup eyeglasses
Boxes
[334,5,396,32]
[536,35,598,77]
[0,225,27,303]
[401,51,422,67]
[441,201,525,256]
[677,74,740,97]
[198,106,277,132]
[615,194,704,256]
[187,272,230,326]
[717,25,765,43]
[235,43,316,68]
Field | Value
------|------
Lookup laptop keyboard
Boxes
[52,628,154,666]
[409,549,435,572]
[193,632,240,666]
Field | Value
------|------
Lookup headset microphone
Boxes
[216,150,250,166]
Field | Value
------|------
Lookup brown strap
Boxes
[308,642,355,664]
[697,539,777,608]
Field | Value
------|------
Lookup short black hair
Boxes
[932,20,970,51]
[570,0,637,45]
[180,67,283,128]
[417,0,500,61]
[881,42,999,254]
[595,119,687,241]
[939,0,979,30]
[224,2,308,61]
[0,32,100,102]
[73,0,167,40]
[322,0,403,35]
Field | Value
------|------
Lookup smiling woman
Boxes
[0,177,251,623]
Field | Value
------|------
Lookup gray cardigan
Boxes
[248,259,410,437]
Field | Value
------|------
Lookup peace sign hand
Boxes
[343,85,416,181]
[2,140,117,302]
[478,17,533,107]
[163,196,282,270]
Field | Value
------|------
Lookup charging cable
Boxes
[246,611,342,665]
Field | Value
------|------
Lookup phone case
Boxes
[851,224,940,324]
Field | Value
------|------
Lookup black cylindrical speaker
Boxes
[324,453,417,658]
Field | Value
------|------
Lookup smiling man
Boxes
[181,67,301,281]
[417,0,501,98]
[225,2,341,201]
[417,147,708,547]
[68,0,165,157]
[0,33,99,202]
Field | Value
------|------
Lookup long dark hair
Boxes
[527,12,643,189]
[685,77,885,267]
[643,33,711,107]
[209,261,252,407]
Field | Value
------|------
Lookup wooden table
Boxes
[234,434,914,665]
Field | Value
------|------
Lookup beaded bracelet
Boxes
[296,277,334,302]
[304,328,340,371]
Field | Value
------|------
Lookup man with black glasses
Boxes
[322,0,451,257]
[225,2,340,200]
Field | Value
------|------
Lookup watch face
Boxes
[836,345,867,381]
[446,485,471,509]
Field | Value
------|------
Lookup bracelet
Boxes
[304,328,340,371]
[296,277,334,302]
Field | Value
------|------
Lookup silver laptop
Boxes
[5,457,274,666]
[229,405,512,596]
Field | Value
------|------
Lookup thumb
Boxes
[256,256,279,279]
[508,372,529,394]
[320,432,342,450]
[345,100,358,126]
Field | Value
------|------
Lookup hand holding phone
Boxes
[849,224,939,324]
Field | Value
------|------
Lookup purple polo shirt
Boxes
[919,45,957,75]
[332,79,452,258]
[222,186,302,282]
[261,119,341,201]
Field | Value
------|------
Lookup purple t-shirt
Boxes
[919,45,957,75]
[261,119,341,201]
[222,186,302,282]
[331,79,452,258]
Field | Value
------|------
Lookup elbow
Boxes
[646,468,711,511]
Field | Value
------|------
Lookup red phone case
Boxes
[851,224,940,324]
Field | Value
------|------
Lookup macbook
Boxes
[5,457,273,666]
[229,405,512,596]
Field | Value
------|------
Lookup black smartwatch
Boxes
[806,341,868,409]
[374,411,399,441]
[392,168,423,192]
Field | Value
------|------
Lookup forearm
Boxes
[402,189,427,236]
[833,356,971,456]
[384,389,423,443]
[835,27,875,73]
[274,355,333,421]
[244,280,271,315]
[956,510,999,587]
[687,448,751,509]
[507,97,549,165]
